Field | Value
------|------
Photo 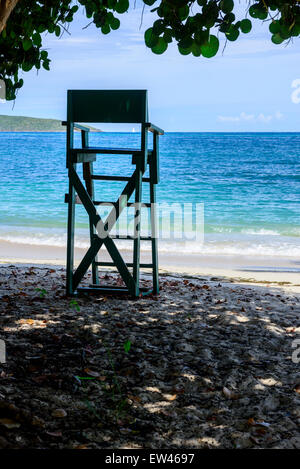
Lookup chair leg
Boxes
[133,160,142,296]
[150,161,159,295]
[83,161,99,285]
[66,167,76,295]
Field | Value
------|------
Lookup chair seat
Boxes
[72,147,153,155]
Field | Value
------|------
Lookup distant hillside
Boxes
[0,115,102,132]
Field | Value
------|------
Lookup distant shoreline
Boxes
[0,114,102,132]
[0,129,102,132]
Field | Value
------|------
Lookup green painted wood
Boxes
[141,124,148,173]
[77,286,152,296]
[96,262,153,268]
[152,133,160,184]
[145,122,164,135]
[82,130,99,286]
[67,90,148,124]
[65,90,163,297]
[72,147,151,155]
[109,235,152,241]
[66,122,75,295]
[149,159,159,295]
[91,175,151,182]
[132,159,142,296]
[104,236,136,294]
[71,167,137,291]
[93,201,151,208]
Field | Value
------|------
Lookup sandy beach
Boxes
[0,254,300,448]
[0,239,300,294]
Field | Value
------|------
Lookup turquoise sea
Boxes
[0,131,299,259]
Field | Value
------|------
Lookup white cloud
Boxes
[218,111,283,124]
[291,79,300,104]
[46,36,97,46]
[218,112,254,122]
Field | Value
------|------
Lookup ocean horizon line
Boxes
[1,130,300,134]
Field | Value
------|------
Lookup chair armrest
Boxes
[62,121,90,132]
[145,122,164,135]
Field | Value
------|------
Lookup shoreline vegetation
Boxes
[0,115,102,132]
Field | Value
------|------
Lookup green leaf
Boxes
[249,5,267,20]
[224,12,235,23]
[151,37,168,54]
[178,5,189,21]
[32,32,42,47]
[22,62,33,72]
[22,39,32,51]
[279,24,291,40]
[163,29,173,43]
[145,27,159,48]
[226,24,240,41]
[16,78,24,89]
[249,5,259,18]
[240,19,252,34]
[200,34,219,58]
[269,21,280,34]
[179,36,193,49]
[115,0,129,14]
[220,0,234,14]
[194,29,209,45]
[38,24,46,33]
[271,33,284,44]
[290,23,300,37]
[153,19,165,35]
[123,340,132,353]
[42,60,50,71]
[191,42,201,57]
[178,45,191,55]
[110,17,120,30]
[40,50,48,60]
[101,24,111,34]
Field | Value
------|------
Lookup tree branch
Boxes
[0,0,19,33]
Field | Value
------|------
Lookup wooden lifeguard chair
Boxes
[63,90,164,297]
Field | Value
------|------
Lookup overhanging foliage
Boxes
[0,1,299,100]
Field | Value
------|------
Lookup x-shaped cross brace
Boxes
[69,165,139,295]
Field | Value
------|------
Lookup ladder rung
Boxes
[91,175,150,182]
[93,201,151,208]
[92,234,152,241]
[110,235,152,241]
[95,262,153,268]
[72,147,148,155]
[64,195,152,208]
[77,286,152,296]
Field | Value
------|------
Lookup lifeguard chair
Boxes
[63,90,164,297]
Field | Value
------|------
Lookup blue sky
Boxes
[1,1,300,131]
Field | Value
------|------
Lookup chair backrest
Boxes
[67,90,148,124]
